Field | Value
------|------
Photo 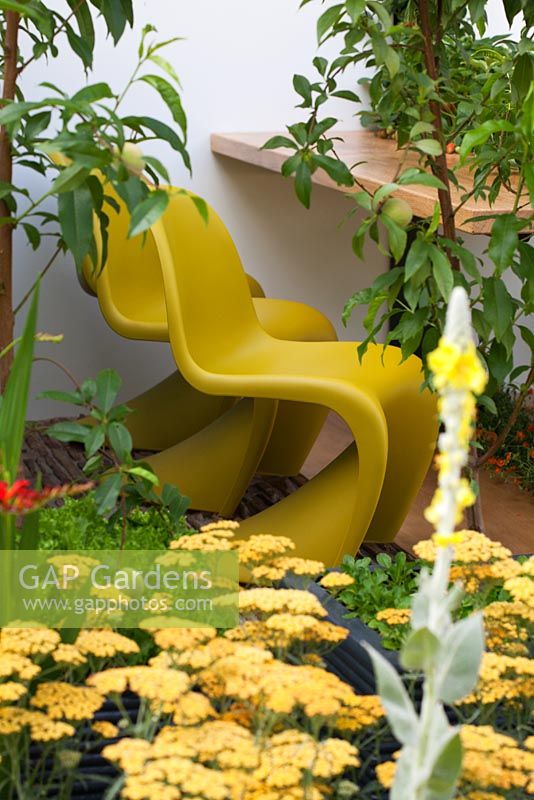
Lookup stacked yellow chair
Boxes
[80,188,438,565]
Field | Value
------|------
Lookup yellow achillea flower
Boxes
[52,643,87,667]
[92,720,119,738]
[103,721,357,800]
[88,666,190,703]
[200,520,240,533]
[0,682,28,703]
[150,638,273,673]
[224,615,347,652]
[152,626,217,651]
[235,534,295,566]
[31,682,104,720]
[0,706,74,740]
[0,627,60,657]
[414,531,512,565]
[171,691,217,726]
[75,629,140,659]
[0,652,40,681]
[504,575,534,604]
[169,526,235,551]
[335,695,385,732]
[375,608,412,626]
[378,726,534,797]
[459,652,534,706]
[319,572,356,590]
[239,588,327,618]
[270,557,325,578]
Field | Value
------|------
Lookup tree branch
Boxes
[0,11,21,389]
[416,0,459,268]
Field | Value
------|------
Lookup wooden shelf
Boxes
[211,130,529,235]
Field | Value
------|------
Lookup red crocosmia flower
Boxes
[0,480,93,514]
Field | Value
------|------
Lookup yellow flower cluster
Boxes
[0,627,60,657]
[103,721,359,800]
[483,601,532,656]
[319,572,356,591]
[378,726,534,796]
[0,706,74,741]
[152,626,217,652]
[239,588,327,618]
[30,681,104,720]
[414,531,511,565]
[52,643,87,666]
[459,652,534,707]
[0,651,40,681]
[92,720,119,739]
[88,666,190,705]
[75,629,141,659]
[224,614,347,652]
[0,682,28,704]
[375,608,412,626]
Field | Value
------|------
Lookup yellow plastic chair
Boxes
[138,191,438,564]
[81,187,339,487]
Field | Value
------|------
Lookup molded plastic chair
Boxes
[141,191,438,564]
[81,187,339,487]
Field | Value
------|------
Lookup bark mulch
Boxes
[22,418,405,559]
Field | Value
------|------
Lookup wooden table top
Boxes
[211,130,529,235]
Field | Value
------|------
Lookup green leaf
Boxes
[346,0,365,22]
[71,83,114,105]
[512,53,534,101]
[51,163,90,195]
[19,511,40,550]
[84,425,105,458]
[95,369,122,414]
[414,139,443,156]
[96,0,131,44]
[429,246,454,300]
[295,160,312,208]
[108,422,133,462]
[363,643,418,746]
[520,324,534,355]
[66,0,95,61]
[400,627,440,671]
[58,183,94,268]
[293,74,312,106]
[38,389,83,405]
[317,4,343,43]
[437,613,484,704]
[381,213,407,263]
[384,46,400,78]
[46,421,88,444]
[460,120,514,161]
[123,115,190,173]
[262,135,298,151]
[148,53,182,87]
[127,466,159,485]
[128,189,169,237]
[405,237,431,281]
[426,730,463,800]
[0,287,39,484]
[312,154,354,186]
[488,214,519,273]
[140,74,187,136]
[190,195,209,224]
[483,278,514,341]
[398,170,446,191]
[94,473,122,515]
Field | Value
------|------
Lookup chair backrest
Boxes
[83,188,168,340]
[151,191,263,376]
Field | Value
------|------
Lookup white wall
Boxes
[14,0,527,418]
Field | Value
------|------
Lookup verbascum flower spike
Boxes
[425,287,487,548]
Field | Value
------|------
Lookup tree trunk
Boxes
[0,12,20,390]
